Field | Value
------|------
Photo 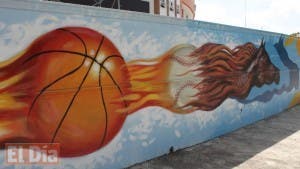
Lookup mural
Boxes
[0,1,299,168]
[0,26,284,157]
[285,33,300,107]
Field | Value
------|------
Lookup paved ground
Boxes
[129,106,300,169]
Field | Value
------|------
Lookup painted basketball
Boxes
[0,27,130,157]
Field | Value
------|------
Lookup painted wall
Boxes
[0,0,300,168]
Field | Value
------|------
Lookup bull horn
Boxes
[260,38,265,47]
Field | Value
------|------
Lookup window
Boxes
[160,0,165,7]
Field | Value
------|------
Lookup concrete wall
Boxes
[0,0,299,168]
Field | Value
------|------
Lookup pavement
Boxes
[128,106,300,169]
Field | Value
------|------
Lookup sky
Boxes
[195,0,300,34]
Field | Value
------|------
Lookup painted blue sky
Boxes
[195,0,300,34]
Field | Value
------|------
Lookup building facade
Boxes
[47,0,151,13]
[47,0,196,19]
[158,0,195,19]
[180,0,196,19]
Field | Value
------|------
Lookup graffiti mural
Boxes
[0,1,300,168]
[0,26,283,157]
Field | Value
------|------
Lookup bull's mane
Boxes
[190,42,258,73]
[182,42,262,111]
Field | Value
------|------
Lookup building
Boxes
[47,0,151,13]
[47,0,196,19]
[158,0,195,19]
[180,0,196,19]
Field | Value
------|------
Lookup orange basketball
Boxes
[1,27,130,157]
